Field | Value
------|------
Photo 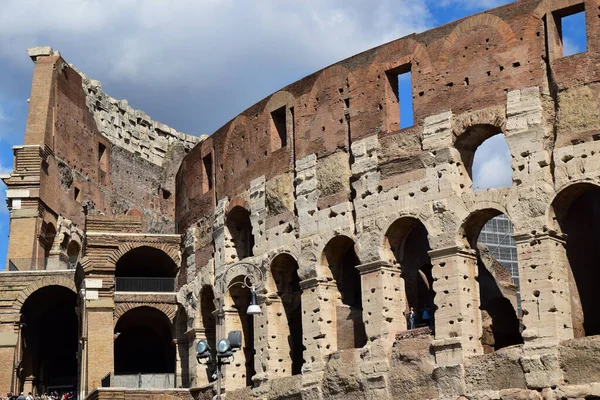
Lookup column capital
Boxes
[513,230,566,245]
[355,260,398,275]
[428,245,476,260]
[299,277,334,290]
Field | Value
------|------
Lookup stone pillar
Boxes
[429,246,482,366]
[255,295,293,383]
[299,278,337,373]
[222,308,247,391]
[514,232,572,388]
[357,261,406,344]
[515,232,573,344]
[186,328,211,387]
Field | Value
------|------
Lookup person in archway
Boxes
[407,307,416,329]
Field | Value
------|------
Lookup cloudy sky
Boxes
[0,0,587,267]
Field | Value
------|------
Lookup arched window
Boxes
[226,206,255,260]
[322,236,366,350]
[385,218,434,331]
[464,210,523,352]
[270,254,303,375]
[551,184,600,337]
[67,241,80,269]
[455,125,512,190]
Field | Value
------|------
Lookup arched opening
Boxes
[114,306,175,376]
[322,236,366,350]
[385,218,434,330]
[20,285,78,394]
[552,184,600,337]
[43,223,57,259]
[115,247,177,292]
[199,286,217,381]
[464,210,523,353]
[226,280,256,388]
[270,254,303,375]
[226,206,255,260]
[67,242,80,269]
[455,126,512,189]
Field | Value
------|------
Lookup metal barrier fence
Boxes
[115,277,175,292]
[111,373,175,389]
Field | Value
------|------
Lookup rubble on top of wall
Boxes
[78,67,205,167]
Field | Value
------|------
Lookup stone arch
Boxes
[114,303,177,326]
[549,180,600,337]
[374,38,433,72]
[461,207,523,352]
[320,235,367,349]
[106,242,180,270]
[13,275,77,312]
[262,248,299,293]
[438,13,519,65]
[454,124,507,183]
[265,90,295,114]
[384,216,434,330]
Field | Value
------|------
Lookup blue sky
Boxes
[0,0,587,268]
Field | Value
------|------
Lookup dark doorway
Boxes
[114,307,175,374]
[271,254,304,375]
[557,186,600,337]
[323,236,367,350]
[20,285,78,394]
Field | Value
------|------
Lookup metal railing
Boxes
[115,277,175,292]
[111,373,175,389]
[5,258,77,271]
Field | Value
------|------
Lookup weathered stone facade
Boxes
[2,0,600,399]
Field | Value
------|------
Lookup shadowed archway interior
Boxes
[114,306,175,374]
[20,285,78,393]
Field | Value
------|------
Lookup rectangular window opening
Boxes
[554,4,587,57]
[98,143,107,170]
[270,106,287,150]
[386,64,414,130]
[202,153,213,193]
[74,187,81,202]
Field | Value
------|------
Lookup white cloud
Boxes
[472,134,512,190]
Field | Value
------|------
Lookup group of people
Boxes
[407,305,434,330]
[3,391,75,400]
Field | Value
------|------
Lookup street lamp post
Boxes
[196,261,264,400]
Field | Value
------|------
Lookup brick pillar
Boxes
[299,278,337,373]
[85,299,114,393]
[357,261,406,343]
[429,246,482,365]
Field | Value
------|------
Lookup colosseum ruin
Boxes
[1,0,599,399]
